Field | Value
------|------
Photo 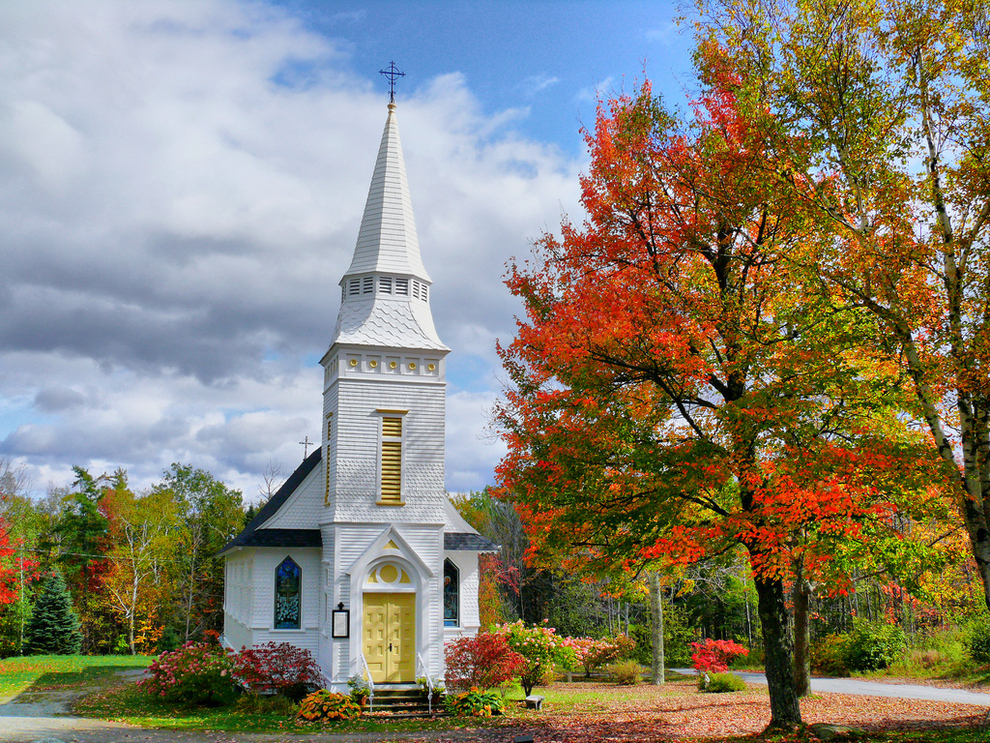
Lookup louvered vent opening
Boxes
[395,278,409,295]
[380,417,403,503]
[362,276,374,293]
[382,416,402,438]
[348,278,361,296]
[379,276,392,294]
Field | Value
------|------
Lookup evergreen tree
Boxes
[25,570,82,655]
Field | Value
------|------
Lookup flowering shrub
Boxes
[690,638,749,673]
[444,632,526,691]
[583,635,637,676]
[444,687,504,717]
[495,620,566,695]
[297,690,362,722]
[559,636,594,679]
[139,641,237,706]
[233,642,324,701]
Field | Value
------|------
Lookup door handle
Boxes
[389,643,393,652]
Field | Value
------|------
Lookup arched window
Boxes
[274,556,301,629]
[443,559,459,627]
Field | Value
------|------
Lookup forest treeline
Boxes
[0,457,985,666]
[0,457,243,656]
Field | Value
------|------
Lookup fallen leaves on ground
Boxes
[511,680,985,742]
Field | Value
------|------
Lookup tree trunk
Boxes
[754,575,802,726]
[792,566,811,697]
[649,572,665,685]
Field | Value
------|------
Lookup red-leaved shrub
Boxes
[444,632,526,691]
[691,638,749,673]
[233,641,325,700]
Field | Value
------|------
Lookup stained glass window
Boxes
[274,556,301,629]
[443,559,459,627]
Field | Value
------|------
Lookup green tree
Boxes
[693,0,990,611]
[152,464,243,641]
[56,467,111,652]
[103,472,181,654]
[25,570,82,655]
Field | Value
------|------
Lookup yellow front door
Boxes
[363,593,415,683]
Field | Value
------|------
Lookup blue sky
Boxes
[271,1,694,154]
[0,0,698,500]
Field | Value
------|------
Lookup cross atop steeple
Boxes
[379,61,405,103]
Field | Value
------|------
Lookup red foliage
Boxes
[233,641,325,698]
[690,638,749,673]
[0,519,39,607]
[444,632,527,691]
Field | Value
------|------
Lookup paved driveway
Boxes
[673,668,990,706]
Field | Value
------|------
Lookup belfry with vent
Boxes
[219,97,497,691]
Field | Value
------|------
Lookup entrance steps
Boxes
[366,684,443,719]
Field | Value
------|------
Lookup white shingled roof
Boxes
[329,103,448,352]
[333,296,448,350]
[344,103,431,282]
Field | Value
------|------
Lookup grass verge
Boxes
[0,654,153,698]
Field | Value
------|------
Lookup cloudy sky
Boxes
[0,0,696,502]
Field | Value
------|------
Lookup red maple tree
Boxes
[495,70,940,726]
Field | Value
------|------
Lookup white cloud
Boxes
[519,74,560,96]
[0,0,582,498]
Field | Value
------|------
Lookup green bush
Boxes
[297,690,361,722]
[968,620,990,665]
[845,621,905,671]
[811,634,850,676]
[606,659,643,685]
[444,687,504,717]
[701,672,747,693]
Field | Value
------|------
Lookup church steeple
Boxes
[344,103,430,282]
[330,102,446,351]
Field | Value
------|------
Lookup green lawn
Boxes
[0,654,153,698]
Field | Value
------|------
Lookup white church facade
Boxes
[219,98,497,691]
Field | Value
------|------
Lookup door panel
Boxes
[363,592,415,683]
[363,594,388,679]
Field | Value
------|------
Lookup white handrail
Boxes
[415,652,434,714]
[359,653,375,714]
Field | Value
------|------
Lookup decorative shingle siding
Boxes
[327,377,447,525]
[260,463,324,531]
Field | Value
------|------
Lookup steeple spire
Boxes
[343,103,430,281]
[329,99,446,352]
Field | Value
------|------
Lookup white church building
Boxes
[219,95,497,691]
